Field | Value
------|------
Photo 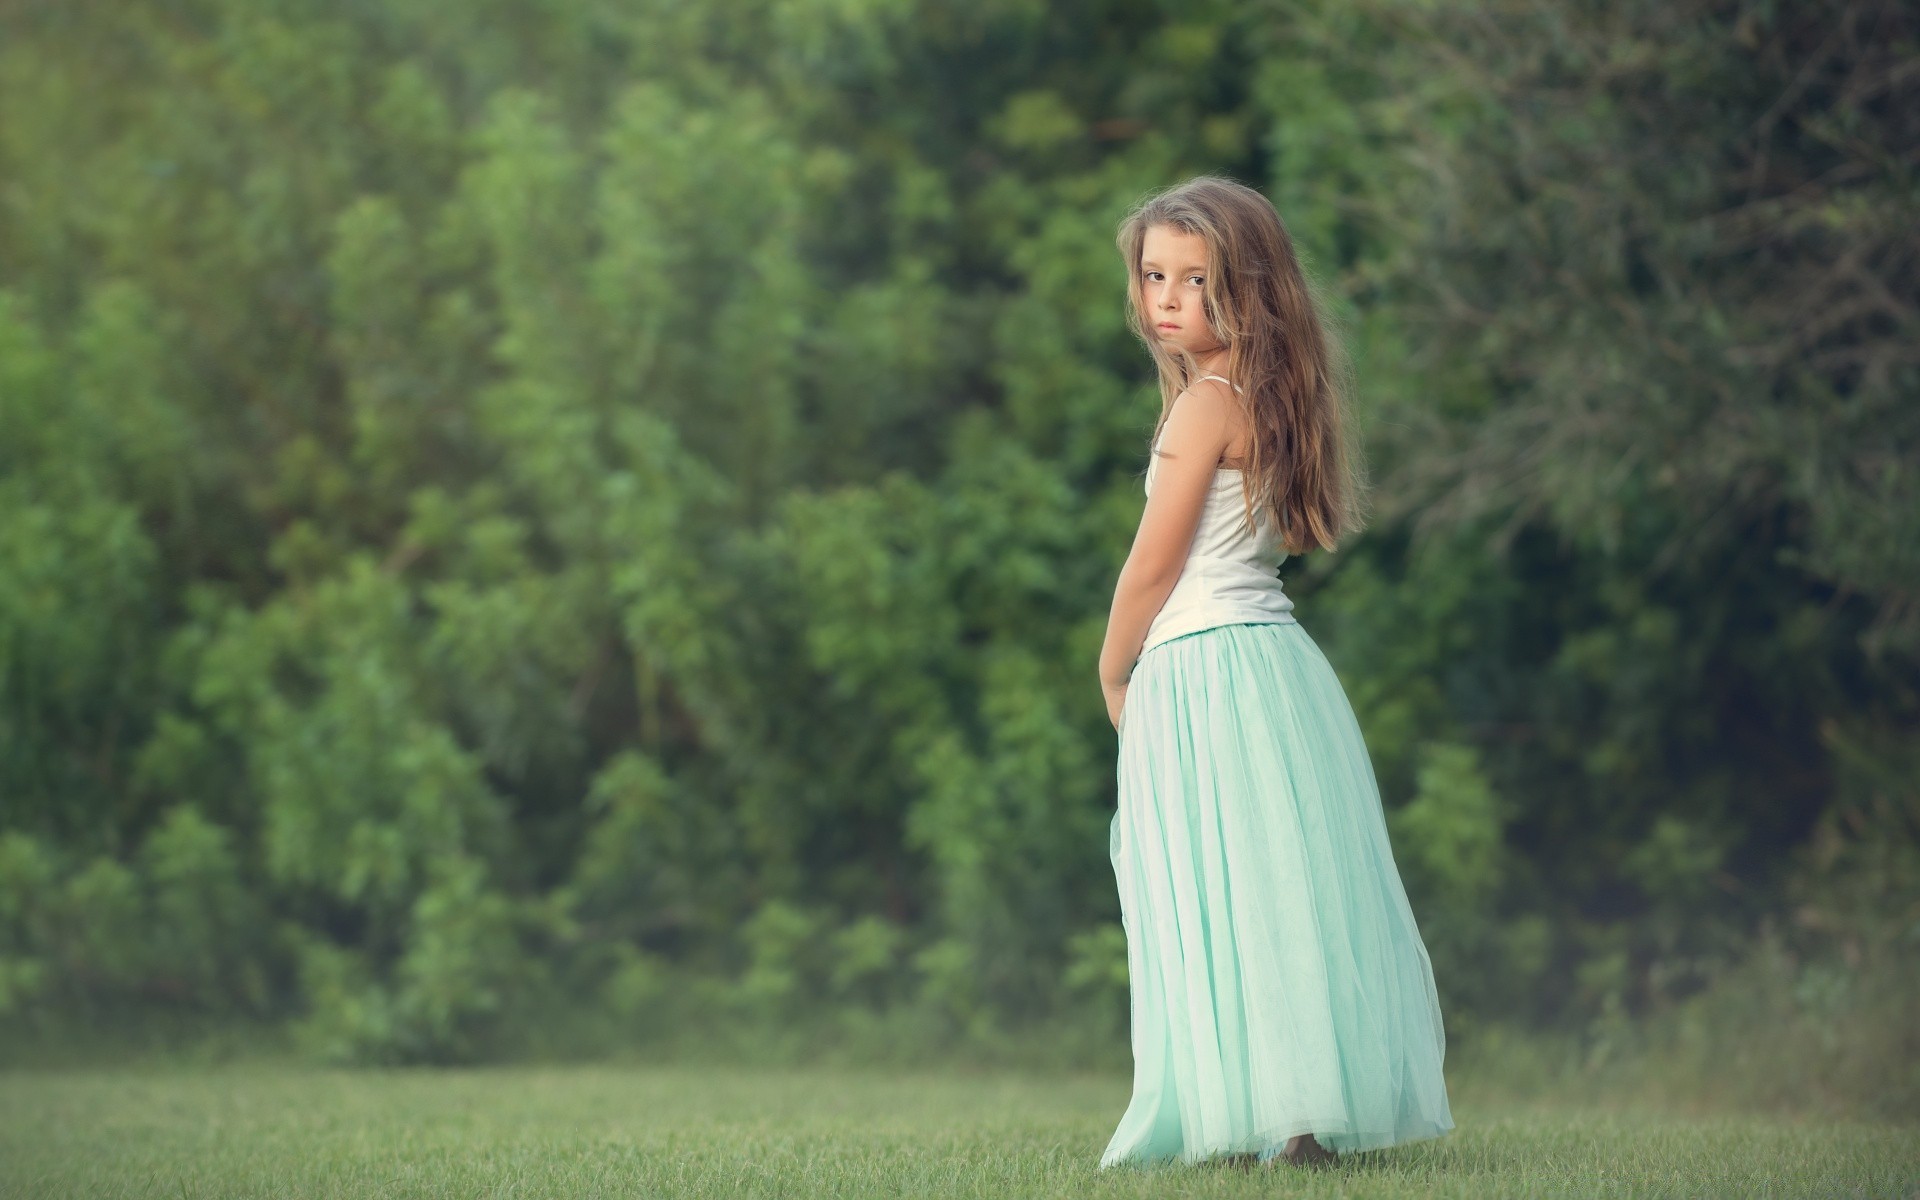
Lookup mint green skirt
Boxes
[1101,621,1455,1168]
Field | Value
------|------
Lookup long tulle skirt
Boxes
[1100,620,1455,1168]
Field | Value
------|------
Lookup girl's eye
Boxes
[1187,275,1205,286]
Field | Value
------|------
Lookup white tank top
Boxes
[1140,375,1297,654]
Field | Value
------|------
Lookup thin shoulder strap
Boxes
[1152,374,1247,452]
[1196,373,1245,394]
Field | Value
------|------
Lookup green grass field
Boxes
[1,1063,1913,1198]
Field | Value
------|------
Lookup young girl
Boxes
[1096,177,1456,1170]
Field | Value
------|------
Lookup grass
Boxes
[1,1061,1914,1198]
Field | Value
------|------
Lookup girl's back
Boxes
[1139,375,1297,657]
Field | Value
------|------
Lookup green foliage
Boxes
[138,805,271,1011]
[1393,742,1505,907]
[1573,732,1920,1118]
[0,0,1912,1081]
[0,813,271,1021]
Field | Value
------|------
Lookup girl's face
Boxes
[1138,224,1225,359]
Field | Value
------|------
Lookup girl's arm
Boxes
[1098,380,1237,694]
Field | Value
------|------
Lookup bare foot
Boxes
[1279,1133,1338,1168]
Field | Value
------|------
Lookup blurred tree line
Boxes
[0,0,1913,1094]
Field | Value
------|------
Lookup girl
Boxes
[1095,177,1456,1170]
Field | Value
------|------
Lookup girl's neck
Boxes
[1191,351,1231,378]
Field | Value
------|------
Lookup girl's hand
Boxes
[1103,679,1129,732]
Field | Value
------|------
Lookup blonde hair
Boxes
[1116,175,1370,554]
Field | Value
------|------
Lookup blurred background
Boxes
[0,0,1912,1119]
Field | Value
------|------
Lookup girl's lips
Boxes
[1157,322,1180,329]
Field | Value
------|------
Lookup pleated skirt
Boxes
[1100,620,1455,1168]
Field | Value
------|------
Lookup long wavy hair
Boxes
[1116,175,1369,554]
